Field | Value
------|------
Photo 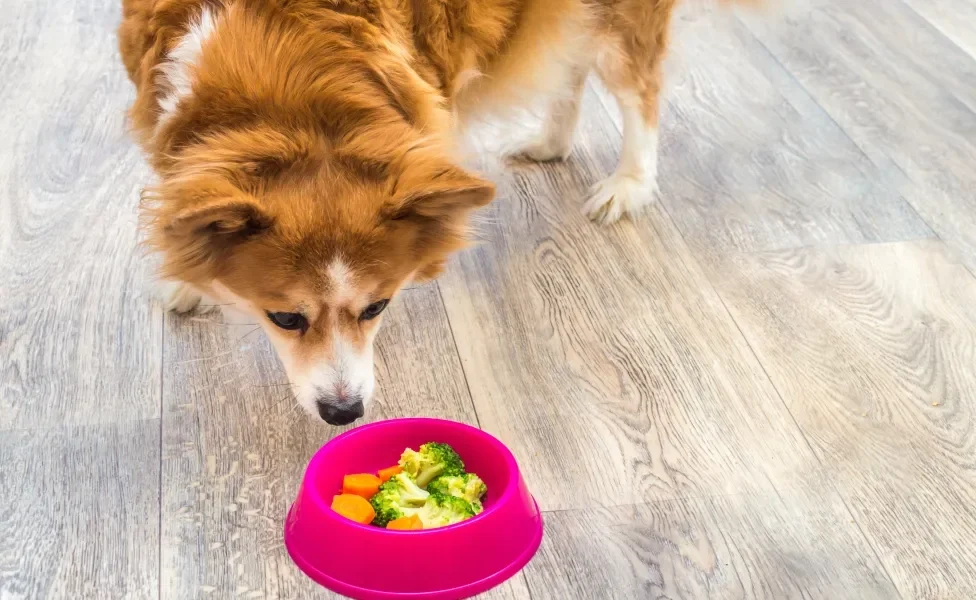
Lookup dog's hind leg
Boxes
[584,0,677,224]
[518,66,588,162]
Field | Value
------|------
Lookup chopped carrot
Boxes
[332,494,376,524]
[377,465,402,483]
[386,514,423,530]
[342,473,382,499]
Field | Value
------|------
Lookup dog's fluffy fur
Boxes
[119,0,751,422]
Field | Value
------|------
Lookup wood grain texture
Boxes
[525,490,898,600]
[0,0,161,429]
[0,422,160,599]
[740,0,976,273]
[593,5,933,258]
[159,284,530,598]
[899,0,976,62]
[715,240,976,599]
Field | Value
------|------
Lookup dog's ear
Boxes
[165,197,273,240]
[389,155,495,221]
[148,191,273,279]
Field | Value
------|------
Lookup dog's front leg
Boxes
[581,94,661,225]
[584,6,673,225]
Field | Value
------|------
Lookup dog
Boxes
[119,0,751,425]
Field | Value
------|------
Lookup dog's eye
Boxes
[266,311,308,331]
[359,299,389,321]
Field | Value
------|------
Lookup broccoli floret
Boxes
[405,492,477,528]
[369,486,404,527]
[389,472,430,505]
[398,442,465,487]
[369,473,430,527]
[427,473,487,512]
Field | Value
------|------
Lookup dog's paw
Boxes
[154,279,203,313]
[517,137,573,163]
[582,173,658,225]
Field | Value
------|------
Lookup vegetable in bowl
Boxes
[399,442,465,487]
[427,473,488,511]
[370,472,431,526]
[331,442,488,530]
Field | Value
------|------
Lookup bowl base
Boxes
[285,499,543,600]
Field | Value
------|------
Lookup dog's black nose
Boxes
[316,398,364,426]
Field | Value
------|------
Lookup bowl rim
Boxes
[303,417,520,535]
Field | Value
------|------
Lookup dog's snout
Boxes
[315,396,365,426]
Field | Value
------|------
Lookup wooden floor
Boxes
[2,1,975,598]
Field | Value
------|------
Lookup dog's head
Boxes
[146,130,493,425]
[134,4,495,425]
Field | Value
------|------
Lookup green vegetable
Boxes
[369,472,430,527]
[427,473,487,512]
[401,492,478,528]
[398,442,465,487]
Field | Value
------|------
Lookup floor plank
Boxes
[741,0,976,274]
[525,490,897,600]
[158,285,526,598]
[715,239,976,599]
[0,0,161,429]
[0,422,160,599]
[899,0,976,62]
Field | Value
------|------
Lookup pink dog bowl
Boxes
[284,418,543,599]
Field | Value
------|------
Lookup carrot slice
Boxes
[342,473,382,499]
[332,494,376,524]
[386,514,423,530]
[377,465,402,483]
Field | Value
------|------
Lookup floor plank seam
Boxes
[749,238,976,288]
[893,0,976,113]
[539,492,750,515]
[750,237,941,256]
[518,572,536,600]
[435,281,482,429]
[733,15,943,239]
[157,305,165,600]
[733,14,972,262]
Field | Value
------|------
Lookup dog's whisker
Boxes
[236,326,262,344]
[252,382,297,389]
[188,317,259,327]
[264,398,297,417]
[275,390,297,403]
[264,388,299,415]
[173,350,234,364]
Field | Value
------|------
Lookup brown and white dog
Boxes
[119,0,751,424]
